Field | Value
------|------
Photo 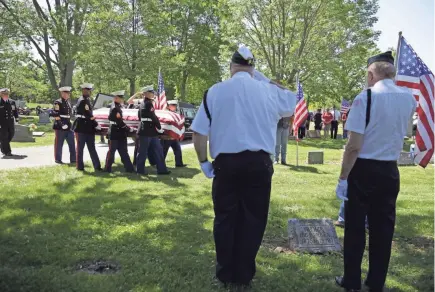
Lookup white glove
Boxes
[129,127,135,133]
[14,119,19,125]
[157,128,165,134]
[95,125,102,131]
[62,124,68,130]
[200,161,215,179]
[336,179,348,201]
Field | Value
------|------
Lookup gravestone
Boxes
[288,136,296,140]
[38,111,50,124]
[308,151,324,164]
[11,125,35,142]
[288,218,341,253]
[307,130,320,138]
[398,151,415,166]
[337,134,343,139]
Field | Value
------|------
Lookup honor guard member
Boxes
[191,46,296,288]
[136,85,171,175]
[0,88,19,156]
[73,83,102,171]
[52,86,76,164]
[104,90,135,173]
[161,100,187,167]
[335,51,417,292]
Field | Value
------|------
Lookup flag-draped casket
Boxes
[93,108,185,140]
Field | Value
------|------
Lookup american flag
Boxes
[155,69,167,110]
[396,36,434,168]
[292,81,308,137]
[340,99,351,114]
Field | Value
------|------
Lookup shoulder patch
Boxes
[116,112,121,119]
[54,104,60,111]
[85,104,90,111]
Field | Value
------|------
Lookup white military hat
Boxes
[59,86,72,92]
[141,85,154,92]
[0,88,10,93]
[111,90,125,97]
[80,83,94,89]
[167,100,178,105]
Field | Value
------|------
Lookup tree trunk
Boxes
[60,60,75,87]
[179,70,189,101]
[129,77,136,97]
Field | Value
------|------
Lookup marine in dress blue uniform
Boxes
[104,90,135,173]
[161,100,186,167]
[0,88,19,156]
[191,46,296,288]
[72,83,102,171]
[335,52,417,292]
[135,86,170,175]
[51,86,76,164]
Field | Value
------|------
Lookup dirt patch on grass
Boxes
[76,260,120,274]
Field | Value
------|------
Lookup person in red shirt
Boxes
[322,108,333,138]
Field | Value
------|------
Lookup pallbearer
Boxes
[104,90,135,173]
[161,100,186,167]
[335,51,417,292]
[52,86,76,164]
[191,46,296,288]
[0,88,19,156]
[73,83,102,171]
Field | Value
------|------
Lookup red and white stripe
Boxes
[396,73,434,167]
[293,101,309,137]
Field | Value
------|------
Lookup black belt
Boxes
[216,150,269,160]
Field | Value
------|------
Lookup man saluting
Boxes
[191,46,296,289]
[335,51,416,292]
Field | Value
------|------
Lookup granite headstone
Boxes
[307,130,320,138]
[38,111,51,124]
[397,151,415,166]
[308,151,324,164]
[11,125,35,142]
[288,218,341,253]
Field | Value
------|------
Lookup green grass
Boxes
[25,103,52,109]
[0,140,433,292]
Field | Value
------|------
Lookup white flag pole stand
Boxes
[296,134,299,167]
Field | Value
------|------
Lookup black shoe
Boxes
[95,167,104,172]
[175,164,187,168]
[137,172,148,176]
[55,160,64,164]
[281,161,287,165]
[77,168,85,171]
[157,170,171,175]
[335,276,360,292]
[5,153,13,157]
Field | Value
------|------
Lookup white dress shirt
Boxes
[191,71,296,159]
[345,79,417,161]
[331,109,341,121]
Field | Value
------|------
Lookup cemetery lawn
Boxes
[0,140,433,292]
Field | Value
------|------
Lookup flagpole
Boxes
[394,31,402,73]
[295,72,300,167]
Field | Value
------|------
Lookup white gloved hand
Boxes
[336,179,348,201]
[129,127,135,133]
[95,125,102,131]
[200,161,215,179]
[15,119,19,125]
[62,124,68,130]
[157,128,165,134]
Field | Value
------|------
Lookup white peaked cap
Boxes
[238,45,254,60]
[0,88,10,93]
[141,85,154,92]
[59,86,72,92]
[80,83,94,89]
[111,90,126,97]
[167,100,178,105]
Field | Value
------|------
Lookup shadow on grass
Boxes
[283,164,325,174]
[296,138,347,150]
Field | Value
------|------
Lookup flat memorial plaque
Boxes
[398,152,415,166]
[288,218,341,253]
[32,132,46,137]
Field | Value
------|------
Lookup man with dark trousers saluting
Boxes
[51,86,76,164]
[335,51,416,292]
[73,83,102,171]
[0,88,19,157]
[104,90,135,173]
[135,86,171,175]
[191,46,296,289]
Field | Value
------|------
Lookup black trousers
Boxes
[0,123,14,155]
[330,120,338,139]
[212,151,273,285]
[298,127,306,139]
[105,139,134,173]
[343,158,400,291]
[162,139,184,166]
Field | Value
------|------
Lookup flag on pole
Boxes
[293,81,309,137]
[396,36,434,168]
[340,99,351,113]
[155,69,167,110]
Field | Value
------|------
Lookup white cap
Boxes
[80,83,94,89]
[141,85,154,92]
[238,45,254,60]
[111,90,125,97]
[0,88,10,93]
[167,100,178,105]
[59,86,72,92]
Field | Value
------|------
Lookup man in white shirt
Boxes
[191,46,296,289]
[330,106,341,139]
[335,51,416,292]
